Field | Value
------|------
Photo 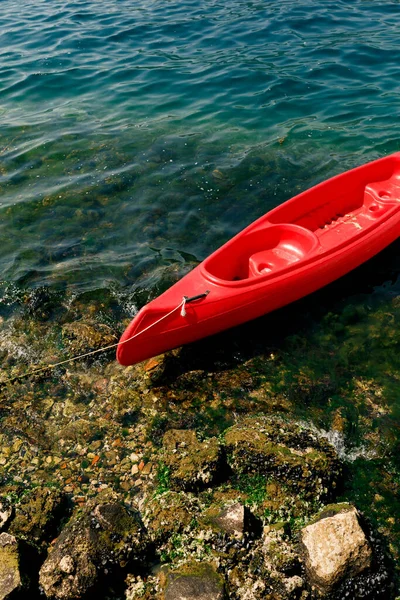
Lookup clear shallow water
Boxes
[1,0,400,297]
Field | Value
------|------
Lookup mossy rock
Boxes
[160,561,226,600]
[162,430,224,491]
[0,533,22,599]
[308,502,355,525]
[224,416,341,501]
[9,486,68,549]
[142,491,198,544]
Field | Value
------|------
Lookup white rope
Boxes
[1,297,187,385]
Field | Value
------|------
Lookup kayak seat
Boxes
[203,224,319,282]
[365,179,400,203]
[248,225,319,277]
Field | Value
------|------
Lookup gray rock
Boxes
[39,493,147,599]
[162,562,225,600]
[211,502,245,539]
[0,498,12,531]
[0,533,21,600]
[301,505,372,594]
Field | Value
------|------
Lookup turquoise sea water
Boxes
[1,0,400,298]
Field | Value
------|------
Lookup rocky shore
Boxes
[0,288,399,599]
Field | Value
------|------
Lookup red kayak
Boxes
[117,152,400,366]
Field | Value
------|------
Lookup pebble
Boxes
[131,464,139,475]
[141,462,152,476]
[89,440,102,451]
[120,481,132,492]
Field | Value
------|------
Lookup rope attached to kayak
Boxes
[0,291,210,386]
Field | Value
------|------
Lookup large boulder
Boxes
[39,493,147,599]
[162,430,223,491]
[301,504,372,594]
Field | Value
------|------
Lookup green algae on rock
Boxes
[0,533,22,600]
[142,490,198,545]
[9,486,68,550]
[224,416,342,503]
[162,430,224,491]
[160,561,226,600]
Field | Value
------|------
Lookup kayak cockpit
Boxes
[202,165,400,287]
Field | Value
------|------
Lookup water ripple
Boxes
[0,0,399,290]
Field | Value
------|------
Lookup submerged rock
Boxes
[162,430,223,491]
[39,492,147,599]
[301,504,372,594]
[160,561,225,600]
[0,533,22,600]
[61,321,117,355]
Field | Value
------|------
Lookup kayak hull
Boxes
[117,152,400,366]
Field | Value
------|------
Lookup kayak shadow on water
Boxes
[161,237,400,378]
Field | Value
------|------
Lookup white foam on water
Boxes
[305,422,378,462]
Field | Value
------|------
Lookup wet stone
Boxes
[0,533,22,600]
[161,562,225,600]
[162,429,223,491]
[301,504,372,594]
